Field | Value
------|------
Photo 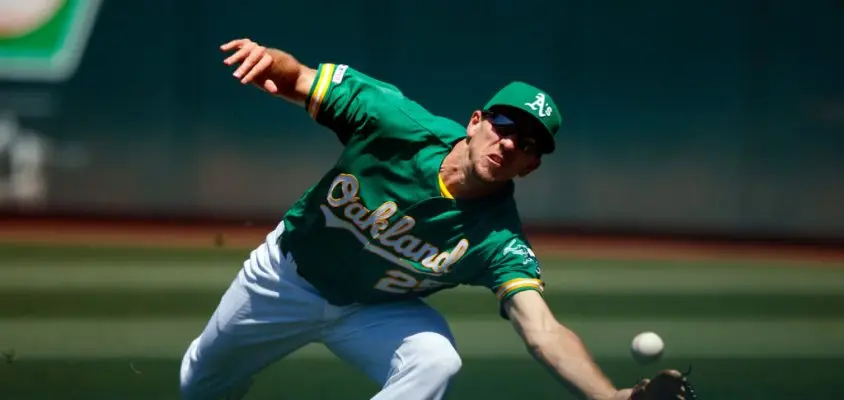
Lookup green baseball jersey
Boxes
[279,63,544,316]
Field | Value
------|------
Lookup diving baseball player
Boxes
[179,38,688,400]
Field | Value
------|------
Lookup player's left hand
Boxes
[220,38,279,94]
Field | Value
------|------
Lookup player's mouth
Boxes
[487,154,503,167]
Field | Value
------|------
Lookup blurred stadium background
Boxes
[0,0,842,399]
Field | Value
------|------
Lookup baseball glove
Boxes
[630,367,698,400]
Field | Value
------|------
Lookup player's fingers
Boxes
[223,40,258,65]
[233,46,265,79]
[223,45,253,66]
[220,38,249,51]
[262,79,278,94]
[241,53,272,84]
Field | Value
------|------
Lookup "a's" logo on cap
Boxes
[524,93,552,118]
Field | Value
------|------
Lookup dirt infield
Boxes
[1,219,843,265]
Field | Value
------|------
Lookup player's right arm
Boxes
[220,38,405,144]
[220,38,317,107]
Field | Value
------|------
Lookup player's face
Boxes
[466,110,542,183]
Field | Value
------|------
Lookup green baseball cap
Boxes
[483,81,562,154]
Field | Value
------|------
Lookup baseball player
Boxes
[179,38,692,400]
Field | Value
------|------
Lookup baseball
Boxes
[630,331,664,364]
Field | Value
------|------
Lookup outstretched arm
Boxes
[220,38,317,106]
[504,291,634,400]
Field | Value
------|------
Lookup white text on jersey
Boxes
[319,173,469,276]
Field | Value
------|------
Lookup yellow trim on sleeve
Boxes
[438,173,454,199]
[495,278,543,301]
[307,63,336,119]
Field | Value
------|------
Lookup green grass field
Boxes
[1,244,843,399]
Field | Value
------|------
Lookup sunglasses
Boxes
[481,110,542,155]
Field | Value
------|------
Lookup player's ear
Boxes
[467,110,483,137]
[518,157,541,177]
[471,110,483,123]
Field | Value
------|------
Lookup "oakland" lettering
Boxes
[320,173,469,274]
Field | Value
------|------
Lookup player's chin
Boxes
[479,165,513,183]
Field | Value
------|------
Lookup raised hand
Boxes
[220,38,279,93]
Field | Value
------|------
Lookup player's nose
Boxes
[499,136,517,151]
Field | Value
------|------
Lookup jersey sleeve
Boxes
[305,63,404,145]
[469,236,545,319]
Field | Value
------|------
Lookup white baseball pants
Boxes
[179,222,462,399]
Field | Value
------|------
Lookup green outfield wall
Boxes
[0,0,842,239]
